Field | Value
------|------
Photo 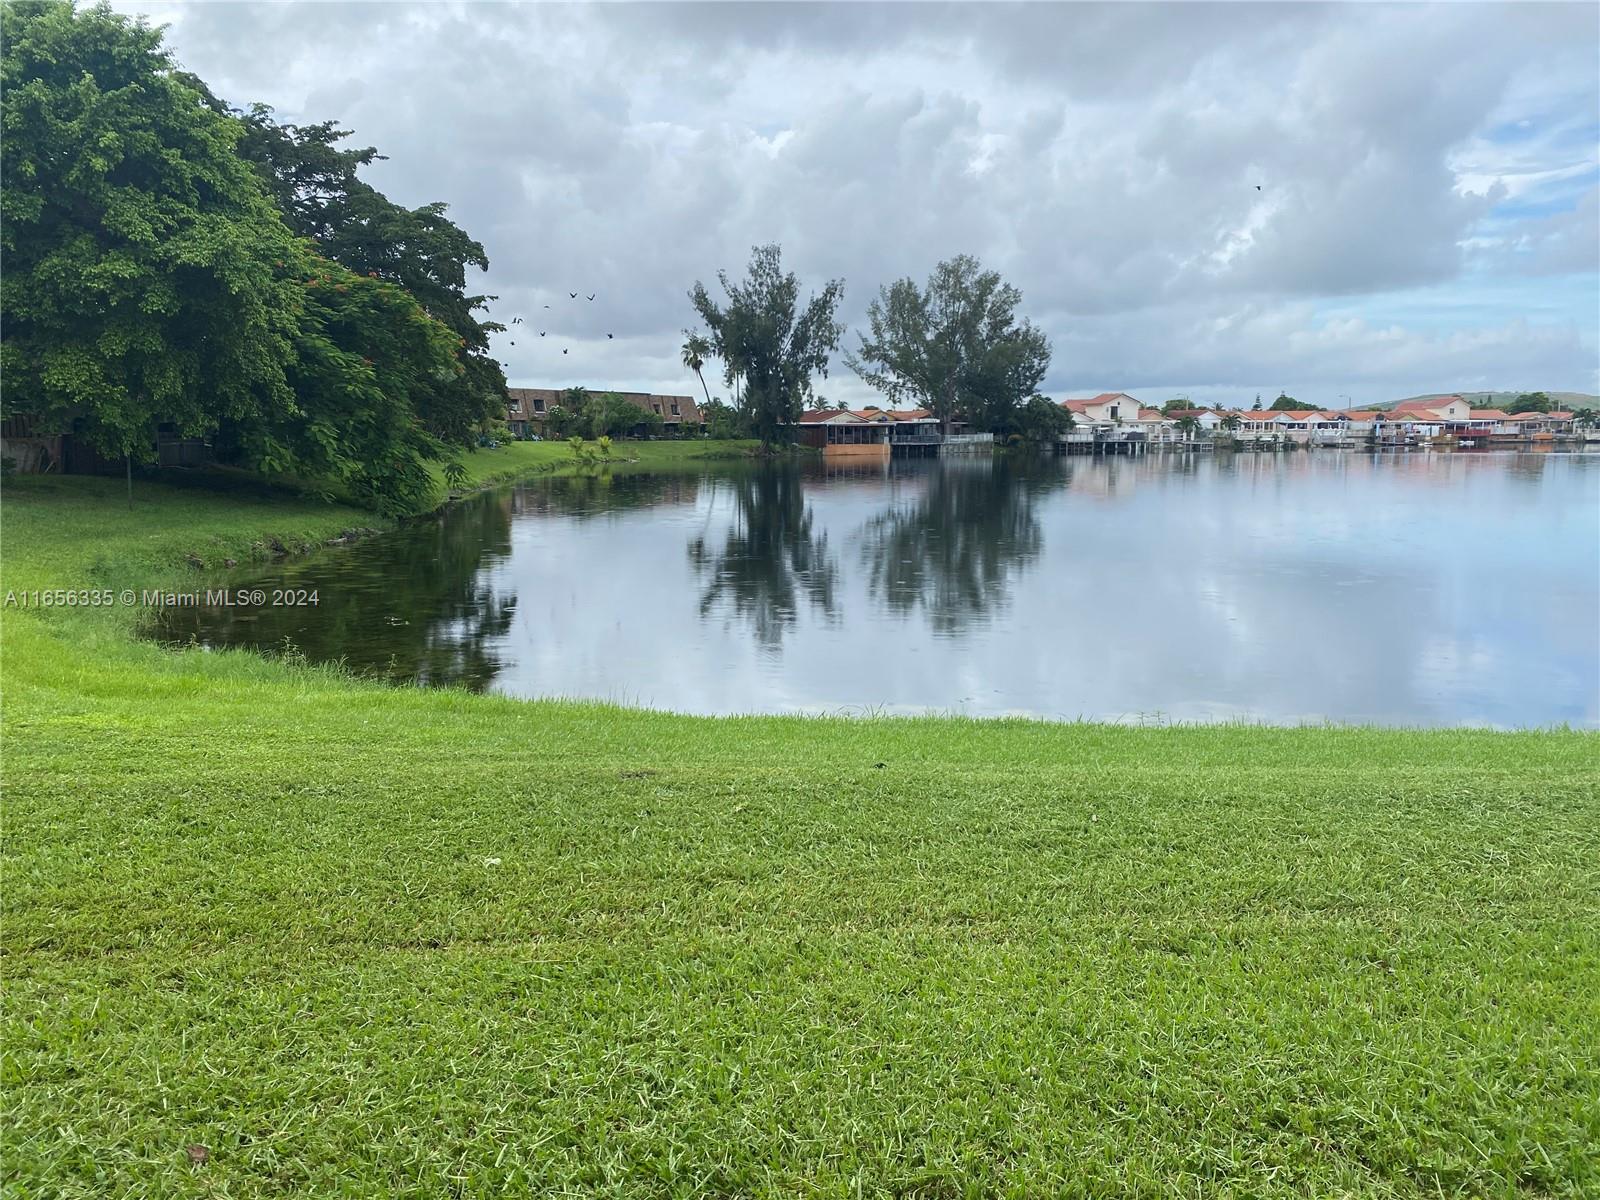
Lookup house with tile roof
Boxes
[1274,410,1349,441]
[1060,393,1143,426]
[792,407,943,459]
[1393,395,1472,421]
[1504,410,1577,435]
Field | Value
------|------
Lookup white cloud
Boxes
[116,0,1599,405]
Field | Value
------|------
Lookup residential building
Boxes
[1131,407,1176,441]
[1274,410,1349,442]
[1505,410,1577,435]
[506,388,701,438]
[1060,393,1144,426]
[1166,408,1224,433]
[793,407,942,460]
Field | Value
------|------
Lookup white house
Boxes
[1393,396,1473,421]
[1166,408,1224,436]
[1276,410,1348,443]
[1061,393,1143,427]
[1131,407,1176,442]
[1236,410,1287,434]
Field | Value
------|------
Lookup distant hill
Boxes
[1357,391,1599,412]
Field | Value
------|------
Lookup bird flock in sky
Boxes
[499,291,610,368]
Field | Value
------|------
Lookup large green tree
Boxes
[584,391,661,439]
[1,1,470,512]
[1509,392,1553,414]
[847,255,1050,435]
[1014,393,1072,444]
[265,258,461,514]
[0,0,304,460]
[689,244,844,449]
[210,97,507,446]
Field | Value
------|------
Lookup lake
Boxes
[156,450,1600,728]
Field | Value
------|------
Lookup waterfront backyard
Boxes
[3,459,1597,1196]
[6,0,1600,1193]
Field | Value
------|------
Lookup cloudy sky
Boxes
[121,1,1599,408]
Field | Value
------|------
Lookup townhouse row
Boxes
[1074,393,1585,446]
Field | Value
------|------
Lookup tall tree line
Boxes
[0,1,504,512]
[685,246,1054,447]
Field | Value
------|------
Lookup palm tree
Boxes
[1574,408,1597,436]
[563,385,589,412]
[1220,413,1242,433]
[1175,415,1200,441]
[681,333,712,407]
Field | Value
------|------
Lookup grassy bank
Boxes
[2,474,1597,1198]
[438,437,763,498]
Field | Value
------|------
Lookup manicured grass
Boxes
[2,473,1597,1197]
[440,437,762,497]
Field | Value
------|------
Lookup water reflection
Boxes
[512,470,703,518]
[860,457,1050,633]
[156,491,518,689]
[155,451,1600,726]
[688,469,837,649]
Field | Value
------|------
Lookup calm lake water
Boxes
[157,451,1600,728]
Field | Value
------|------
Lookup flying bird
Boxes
[562,348,569,355]
[1255,185,1262,191]
[510,341,515,346]
[586,293,596,301]
[606,333,614,339]
[569,292,577,299]
[543,304,550,309]
[539,331,546,337]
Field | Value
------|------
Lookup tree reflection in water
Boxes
[860,456,1053,634]
[688,468,837,650]
[157,490,519,690]
[512,469,702,518]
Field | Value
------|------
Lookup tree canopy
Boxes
[0,0,303,459]
[1509,392,1553,414]
[1014,394,1072,444]
[1,0,505,512]
[1268,393,1301,411]
[689,244,843,448]
[848,255,1050,435]
[216,97,507,446]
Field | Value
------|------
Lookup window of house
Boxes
[533,399,546,412]
[671,403,680,416]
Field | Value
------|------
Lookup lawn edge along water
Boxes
[2,461,1598,1198]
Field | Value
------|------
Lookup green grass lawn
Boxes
[2,469,1597,1197]
[442,437,761,495]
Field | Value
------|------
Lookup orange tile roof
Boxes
[1062,393,1140,411]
